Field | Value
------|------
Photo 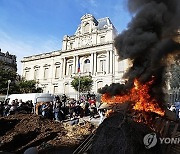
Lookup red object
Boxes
[78,59,80,73]
[88,99,96,106]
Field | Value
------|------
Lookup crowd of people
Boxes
[36,93,101,122]
[167,99,180,118]
[0,92,106,125]
[0,99,34,117]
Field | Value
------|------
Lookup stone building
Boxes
[21,14,130,98]
[0,49,17,71]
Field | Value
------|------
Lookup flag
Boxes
[78,59,80,73]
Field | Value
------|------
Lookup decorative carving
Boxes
[98,54,106,58]
[55,62,61,65]
[67,59,73,63]
[81,36,92,46]
[34,65,40,69]
[43,64,50,67]
[25,67,31,70]
[81,14,93,20]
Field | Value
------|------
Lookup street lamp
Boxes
[78,73,81,100]
[6,80,11,99]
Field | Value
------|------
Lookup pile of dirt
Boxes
[0,114,95,153]
[91,113,163,154]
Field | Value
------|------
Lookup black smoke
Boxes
[99,0,180,106]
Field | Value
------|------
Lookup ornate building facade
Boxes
[21,14,130,97]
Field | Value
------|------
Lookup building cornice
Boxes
[21,50,62,62]
[21,42,114,62]
[65,28,113,41]
[61,41,114,53]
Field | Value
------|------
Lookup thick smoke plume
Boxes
[99,0,180,106]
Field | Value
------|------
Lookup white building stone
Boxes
[21,14,130,98]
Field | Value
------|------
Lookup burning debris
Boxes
[101,77,164,116]
[101,77,165,124]
[94,1,180,153]
[99,0,180,123]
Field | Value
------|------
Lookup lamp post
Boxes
[78,73,81,100]
[6,80,11,99]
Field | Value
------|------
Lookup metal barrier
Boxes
[73,130,96,154]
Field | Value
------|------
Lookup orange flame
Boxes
[101,78,165,116]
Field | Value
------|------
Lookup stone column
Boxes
[94,52,97,75]
[112,50,115,74]
[62,57,66,77]
[60,58,63,78]
[106,51,110,74]
[90,53,94,75]
[75,56,79,74]
[109,50,113,74]
[73,56,76,74]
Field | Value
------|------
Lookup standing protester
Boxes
[46,102,54,119]
[89,103,96,120]
[87,92,91,100]
[4,101,10,116]
[175,100,180,118]
[69,101,75,119]
[28,100,34,113]
[41,103,48,117]
[54,102,62,121]
[84,100,90,116]
[9,100,18,115]
[61,94,67,107]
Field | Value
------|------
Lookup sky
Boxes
[0,0,132,74]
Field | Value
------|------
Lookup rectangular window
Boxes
[68,64,73,76]
[25,71,30,80]
[70,42,73,49]
[100,36,105,43]
[54,86,58,94]
[44,68,49,79]
[100,59,106,72]
[34,69,39,80]
[55,66,60,78]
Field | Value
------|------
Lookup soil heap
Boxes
[0,113,95,153]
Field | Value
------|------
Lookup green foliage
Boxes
[0,62,17,94]
[71,76,93,93]
[0,61,42,94]
[17,79,43,93]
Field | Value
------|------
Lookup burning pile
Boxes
[101,77,165,124]
[99,0,180,124]
[102,78,164,116]
[94,1,180,153]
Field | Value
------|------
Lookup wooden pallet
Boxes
[153,113,180,154]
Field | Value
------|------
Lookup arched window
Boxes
[83,59,90,73]
[84,23,90,33]
[84,59,90,63]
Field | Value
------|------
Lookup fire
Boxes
[101,78,165,116]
